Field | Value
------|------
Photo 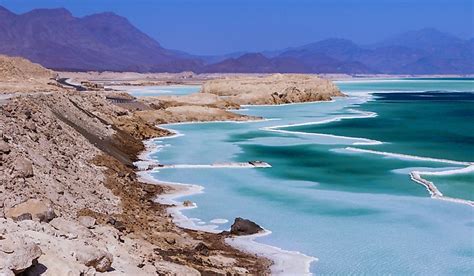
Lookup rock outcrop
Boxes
[0,238,42,275]
[136,105,254,124]
[5,199,56,222]
[74,246,113,272]
[0,55,61,93]
[230,217,264,236]
[201,74,345,105]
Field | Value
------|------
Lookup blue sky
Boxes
[1,0,473,55]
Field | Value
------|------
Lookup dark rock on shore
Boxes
[230,218,264,236]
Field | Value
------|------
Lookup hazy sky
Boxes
[1,0,473,55]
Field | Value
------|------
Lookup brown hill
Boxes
[0,54,61,93]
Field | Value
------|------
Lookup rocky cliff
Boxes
[201,74,345,105]
[0,55,270,275]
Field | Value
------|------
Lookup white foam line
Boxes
[156,163,271,169]
[344,147,471,166]
[263,128,382,145]
[260,110,382,145]
[417,165,474,176]
[335,79,474,84]
[344,147,474,206]
[241,98,336,107]
[410,166,474,207]
[265,109,376,129]
[226,230,317,276]
[160,117,278,127]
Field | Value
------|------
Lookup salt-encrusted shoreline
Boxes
[135,125,319,275]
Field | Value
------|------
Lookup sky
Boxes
[1,0,473,55]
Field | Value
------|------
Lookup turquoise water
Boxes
[149,79,474,274]
[120,85,200,97]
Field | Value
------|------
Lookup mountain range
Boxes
[1,6,472,74]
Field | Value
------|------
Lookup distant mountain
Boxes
[0,5,472,74]
[373,28,465,52]
[369,28,474,73]
[270,29,474,74]
[206,29,473,74]
[0,6,202,72]
[201,52,372,74]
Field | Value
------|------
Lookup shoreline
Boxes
[136,125,319,275]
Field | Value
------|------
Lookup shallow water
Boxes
[149,79,474,274]
[116,85,200,97]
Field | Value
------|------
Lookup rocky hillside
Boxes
[0,55,56,81]
[0,55,62,93]
[0,90,270,275]
[0,53,270,274]
[201,74,345,105]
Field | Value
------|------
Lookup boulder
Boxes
[50,218,92,239]
[183,200,194,207]
[0,241,42,274]
[194,242,209,256]
[11,157,34,178]
[230,217,263,236]
[0,269,14,276]
[78,216,96,229]
[0,141,10,155]
[5,199,56,222]
[75,246,113,272]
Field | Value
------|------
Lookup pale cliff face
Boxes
[201,74,344,105]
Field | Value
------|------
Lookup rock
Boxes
[12,157,34,178]
[13,213,32,222]
[5,199,56,222]
[183,200,194,207]
[75,246,113,272]
[206,255,236,268]
[194,242,210,256]
[107,217,126,232]
[50,218,92,239]
[78,216,96,229]
[0,242,42,274]
[201,74,344,105]
[0,269,14,276]
[31,252,83,276]
[24,121,37,132]
[0,141,10,155]
[230,217,263,236]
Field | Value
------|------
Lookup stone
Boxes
[183,200,193,207]
[50,218,92,239]
[24,121,37,132]
[0,269,14,276]
[107,218,126,232]
[78,216,96,229]
[5,199,56,222]
[207,255,236,268]
[0,242,42,274]
[0,141,10,155]
[75,246,113,272]
[230,217,263,236]
[194,242,209,256]
[12,157,34,178]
